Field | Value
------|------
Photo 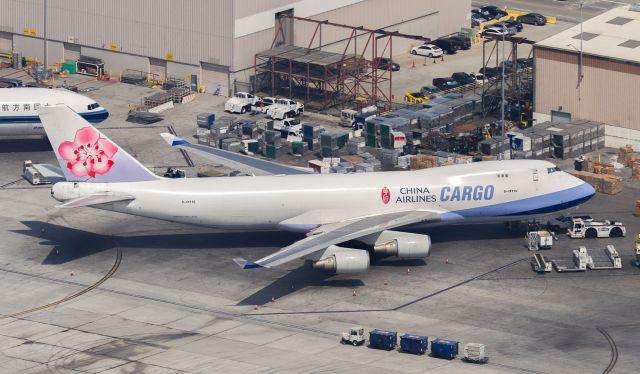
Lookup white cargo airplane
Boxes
[0,87,108,137]
[38,105,595,274]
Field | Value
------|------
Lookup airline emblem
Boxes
[381,186,391,204]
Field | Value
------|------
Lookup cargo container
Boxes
[369,330,397,350]
[431,338,459,359]
[463,343,488,364]
[197,113,216,129]
[399,334,428,355]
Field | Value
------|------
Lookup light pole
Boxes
[43,0,47,68]
[500,32,505,160]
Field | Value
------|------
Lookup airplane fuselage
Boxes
[52,160,595,231]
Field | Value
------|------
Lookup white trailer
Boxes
[568,218,626,239]
[525,230,554,250]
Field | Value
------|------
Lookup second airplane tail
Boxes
[38,105,159,183]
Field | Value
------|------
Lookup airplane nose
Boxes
[577,182,596,201]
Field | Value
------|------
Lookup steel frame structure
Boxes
[480,35,535,117]
[254,15,431,110]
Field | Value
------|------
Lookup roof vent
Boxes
[629,4,640,12]
[607,16,633,25]
[619,39,640,48]
[573,32,599,41]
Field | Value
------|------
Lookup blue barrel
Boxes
[431,338,459,359]
[400,334,428,354]
[369,329,397,350]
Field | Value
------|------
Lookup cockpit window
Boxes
[87,103,100,110]
[548,166,561,174]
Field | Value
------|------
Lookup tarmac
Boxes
[1,10,640,373]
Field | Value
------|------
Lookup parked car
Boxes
[447,36,471,50]
[410,44,443,57]
[432,78,460,90]
[404,91,429,103]
[479,6,508,20]
[481,26,509,37]
[501,18,523,32]
[420,85,441,97]
[373,57,400,71]
[469,72,488,85]
[431,39,460,55]
[517,13,547,26]
[478,66,500,78]
[451,72,476,86]
[516,57,534,69]
[548,215,594,232]
[471,13,487,27]
[494,21,518,35]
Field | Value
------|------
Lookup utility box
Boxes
[400,334,428,355]
[463,343,488,364]
[431,338,459,359]
[369,329,397,350]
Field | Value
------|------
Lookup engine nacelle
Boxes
[311,246,370,274]
[362,230,431,259]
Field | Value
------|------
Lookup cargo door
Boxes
[201,62,228,96]
[0,32,12,65]
[532,169,538,182]
[63,42,81,61]
[149,58,167,84]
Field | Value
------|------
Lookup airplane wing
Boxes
[233,210,440,269]
[160,133,313,176]
[56,193,135,208]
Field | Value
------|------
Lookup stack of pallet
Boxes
[617,145,634,166]
[631,159,640,180]
[570,171,623,195]
[410,155,439,170]
[591,161,615,175]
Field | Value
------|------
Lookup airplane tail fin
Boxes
[38,105,159,183]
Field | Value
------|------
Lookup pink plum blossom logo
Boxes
[58,126,118,178]
[381,186,391,204]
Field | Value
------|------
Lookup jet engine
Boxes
[311,246,370,274]
[362,230,431,259]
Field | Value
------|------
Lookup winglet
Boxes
[233,258,263,269]
[160,132,189,147]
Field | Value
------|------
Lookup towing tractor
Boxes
[266,98,304,120]
[341,326,365,346]
[568,218,626,239]
[224,92,260,114]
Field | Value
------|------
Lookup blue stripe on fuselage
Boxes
[442,182,595,221]
[0,109,109,124]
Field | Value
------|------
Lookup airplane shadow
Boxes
[237,264,365,306]
[0,138,51,153]
[13,221,304,265]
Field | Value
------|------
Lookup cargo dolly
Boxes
[585,245,622,270]
[531,253,552,273]
[552,247,588,272]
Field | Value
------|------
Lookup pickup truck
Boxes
[266,98,304,120]
[273,118,302,141]
[225,92,260,114]
[250,97,276,113]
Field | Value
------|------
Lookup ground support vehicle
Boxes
[568,218,626,239]
[267,98,304,120]
[341,326,365,346]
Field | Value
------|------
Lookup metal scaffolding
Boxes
[254,15,431,111]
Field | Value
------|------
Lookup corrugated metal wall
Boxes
[0,0,234,67]
[232,0,470,72]
[535,47,640,131]
[13,34,64,64]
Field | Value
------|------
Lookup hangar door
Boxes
[201,62,228,96]
[0,32,12,52]
[149,58,167,83]
[63,43,81,61]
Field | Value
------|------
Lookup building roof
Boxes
[535,5,640,64]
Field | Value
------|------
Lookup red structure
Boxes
[254,15,431,110]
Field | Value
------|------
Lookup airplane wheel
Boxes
[610,227,623,238]
[585,228,597,239]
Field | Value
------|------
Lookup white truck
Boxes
[568,218,626,239]
[250,97,276,113]
[273,118,302,141]
[224,92,260,114]
[266,98,304,120]
[340,105,377,129]
[341,326,365,346]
